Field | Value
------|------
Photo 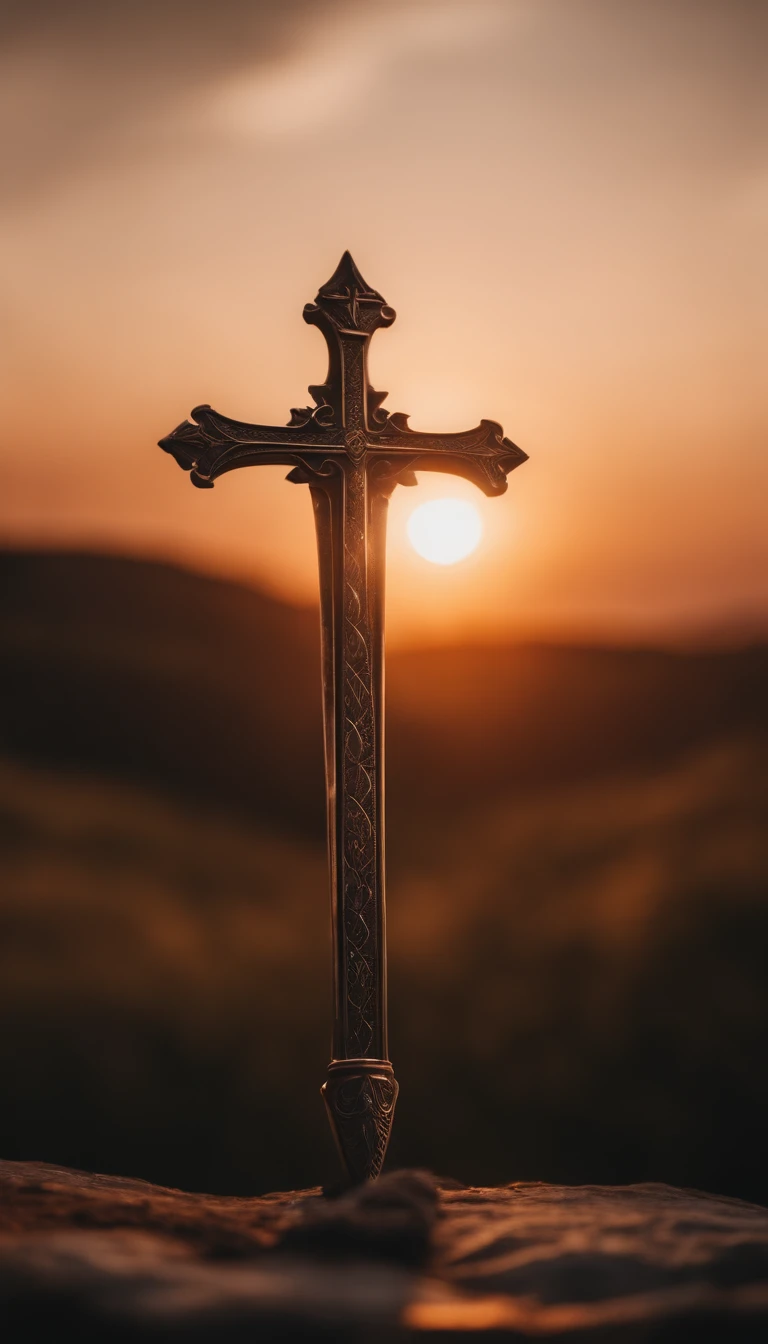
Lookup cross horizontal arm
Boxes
[159,403,342,489]
[160,405,527,497]
[370,413,527,497]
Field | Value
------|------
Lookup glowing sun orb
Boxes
[407,498,483,566]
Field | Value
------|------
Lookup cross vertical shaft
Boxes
[303,269,399,1182]
[311,464,397,1182]
[158,251,527,1186]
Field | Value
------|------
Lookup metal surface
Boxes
[159,253,527,1182]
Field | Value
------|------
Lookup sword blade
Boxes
[310,460,398,1183]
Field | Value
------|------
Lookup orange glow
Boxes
[2,2,766,646]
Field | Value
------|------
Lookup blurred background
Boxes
[1,0,767,1201]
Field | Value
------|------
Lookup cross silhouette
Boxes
[160,253,527,1183]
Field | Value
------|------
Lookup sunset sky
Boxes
[3,0,766,644]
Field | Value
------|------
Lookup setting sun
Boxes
[407,498,483,566]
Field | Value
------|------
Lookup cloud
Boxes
[0,0,523,201]
[207,2,519,140]
[0,0,323,201]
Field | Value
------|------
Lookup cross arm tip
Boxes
[158,424,199,472]
[158,406,220,486]
[485,438,528,496]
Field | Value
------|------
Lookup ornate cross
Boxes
[159,253,527,1183]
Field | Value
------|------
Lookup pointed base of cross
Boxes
[322,1059,399,1184]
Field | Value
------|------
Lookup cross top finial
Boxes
[304,251,396,338]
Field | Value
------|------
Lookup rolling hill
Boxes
[2,548,765,835]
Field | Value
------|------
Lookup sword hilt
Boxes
[322,1058,398,1184]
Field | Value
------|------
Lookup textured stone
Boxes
[1,1160,767,1340]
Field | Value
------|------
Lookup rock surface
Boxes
[1,1160,767,1340]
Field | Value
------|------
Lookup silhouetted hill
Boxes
[386,640,767,836]
[1,549,766,837]
[0,550,325,835]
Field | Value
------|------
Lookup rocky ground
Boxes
[1,1161,767,1340]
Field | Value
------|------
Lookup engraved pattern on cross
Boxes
[159,252,527,1183]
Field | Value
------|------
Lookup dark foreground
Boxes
[1,1162,767,1341]
[3,551,768,1203]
